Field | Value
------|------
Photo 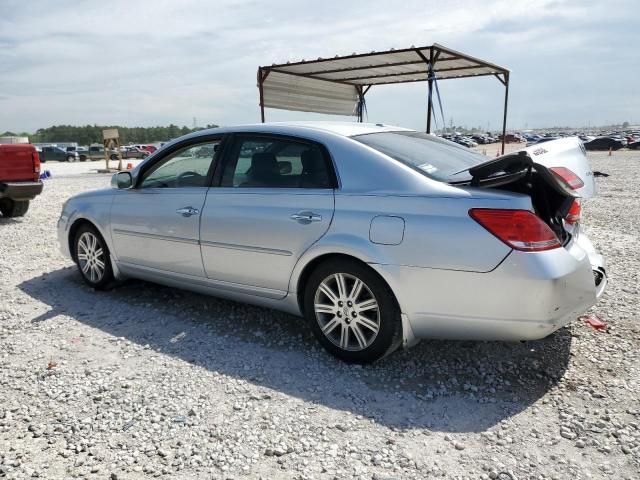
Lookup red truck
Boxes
[0,144,43,217]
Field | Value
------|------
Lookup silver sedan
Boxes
[57,122,605,363]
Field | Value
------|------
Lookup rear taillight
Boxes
[469,208,561,252]
[32,150,41,182]
[549,167,584,190]
[565,199,581,225]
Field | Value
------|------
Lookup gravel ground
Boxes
[0,151,638,479]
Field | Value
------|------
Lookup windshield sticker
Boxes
[418,163,438,173]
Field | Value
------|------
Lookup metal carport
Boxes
[257,43,510,153]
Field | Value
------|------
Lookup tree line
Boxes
[1,124,219,145]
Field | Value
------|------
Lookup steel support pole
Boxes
[426,77,433,133]
[426,49,435,133]
[258,68,266,123]
[500,72,509,154]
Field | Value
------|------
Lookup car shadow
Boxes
[0,216,23,224]
[19,267,572,433]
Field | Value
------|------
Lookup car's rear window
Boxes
[353,131,486,181]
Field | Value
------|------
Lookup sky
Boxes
[0,0,638,134]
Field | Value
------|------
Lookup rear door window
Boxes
[220,136,334,189]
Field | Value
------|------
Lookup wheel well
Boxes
[296,253,399,315]
[68,219,96,262]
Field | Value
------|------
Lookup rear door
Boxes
[110,137,222,277]
[199,134,336,296]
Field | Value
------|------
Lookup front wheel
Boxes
[74,225,114,289]
[66,155,76,163]
[304,259,402,364]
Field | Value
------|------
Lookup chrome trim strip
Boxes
[113,229,292,255]
[112,228,198,245]
[199,240,292,256]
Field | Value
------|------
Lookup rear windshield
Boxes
[353,131,486,181]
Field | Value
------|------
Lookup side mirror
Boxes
[111,171,133,189]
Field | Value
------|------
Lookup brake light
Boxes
[550,167,584,190]
[469,208,561,251]
[32,150,41,182]
[565,199,581,225]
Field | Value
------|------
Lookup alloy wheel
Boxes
[77,232,106,283]
[313,273,381,351]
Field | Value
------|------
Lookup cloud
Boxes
[0,0,637,132]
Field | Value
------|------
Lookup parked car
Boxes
[471,135,491,144]
[0,143,43,217]
[66,146,90,161]
[583,137,625,151]
[500,133,524,143]
[58,123,604,363]
[453,136,477,148]
[110,146,149,160]
[607,135,627,146]
[627,140,640,150]
[526,136,560,147]
[135,144,158,153]
[82,145,107,161]
[40,146,80,163]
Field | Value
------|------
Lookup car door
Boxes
[110,137,222,277]
[200,134,336,296]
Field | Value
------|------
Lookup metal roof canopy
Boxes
[257,43,510,153]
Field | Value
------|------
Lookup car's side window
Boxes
[139,140,220,189]
[220,136,333,189]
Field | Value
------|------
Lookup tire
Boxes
[80,155,87,162]
[0,199,29,217]
[73,224,114,289]
[67,155,76,163]
[303,258,402,364]
[110,154,118,161]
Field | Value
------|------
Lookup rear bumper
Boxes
[0,181,43,200]
[372,240,597,342]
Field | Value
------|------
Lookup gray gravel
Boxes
[0,151,638,479]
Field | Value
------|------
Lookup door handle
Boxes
[290,211,322,224]
[176,206,200,217]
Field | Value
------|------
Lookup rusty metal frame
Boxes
[258,43,510,153]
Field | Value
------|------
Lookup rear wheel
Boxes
[74,224,114,289]
[66,155,76,163]
[304,259,401,364]
[0,199,29,217]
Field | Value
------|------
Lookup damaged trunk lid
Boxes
[449,137,595,243]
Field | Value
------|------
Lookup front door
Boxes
[110,139,221,277]
[200,135,336,295]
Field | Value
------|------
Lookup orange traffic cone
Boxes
[127,163,133,170]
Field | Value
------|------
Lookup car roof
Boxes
[189,121,413,139]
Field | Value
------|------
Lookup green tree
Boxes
[25,124,219,145]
